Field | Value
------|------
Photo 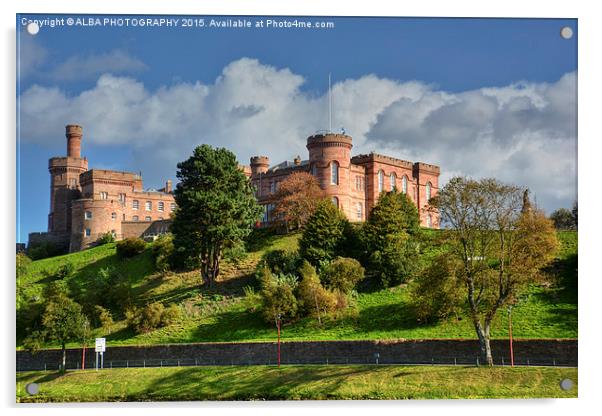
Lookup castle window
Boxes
[85,211,92,220]
[402,176,408,194]
[111,212,116,220]
[267,203,275,221]
[119,193,126,204]
[170,202,176,211]
[85,228,91,237]
[123,214,126,221]
[356,202,363,220]
[133,200,139,210]
[390,173,397,191]
[158,201,164,212]
[311,164,317,177]
[133,215,139,221]
[145,201,152,211]
[427,214,432,228]
[426,182,432,201]
[262,205,268,223]
[270,181,276,194]
[100,191,108,200]
[69,178,77,188]
[378,170,384,193]
[331,161,339,185]
[331,196,339,208]
[145,216,152,221]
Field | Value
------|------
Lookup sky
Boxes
[16,14,577,243]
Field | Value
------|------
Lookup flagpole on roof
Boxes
[328,72,332,133]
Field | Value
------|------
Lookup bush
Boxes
[126,302,181,333]
[299,199,349,267]
[242,286,262,312]
[16,253,32,278]
[97,232,115,245]
[93,305,114,331]
[152,234,174,272]
[54,262,75,280]
[362,191,421,286]
[116,238,147,258]
[296,261,336,322]
[258,267,298,324]
[27,241,65,260]
[161,304,181,326]
[320,257,365,294]
[257,249,302,276]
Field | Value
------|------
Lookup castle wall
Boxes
[48,157,88,234]
[70,199,124,251]
[413,162,440,228]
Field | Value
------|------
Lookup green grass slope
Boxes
[16,365,578,401]
[17,231,577,348]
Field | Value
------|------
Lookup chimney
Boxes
[66,124,83,158]
[294,155,301,166]
[165,180,172,193]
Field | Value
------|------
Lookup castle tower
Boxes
[306,132,353,215]
[250,156,270,176]
[47,124,89,234]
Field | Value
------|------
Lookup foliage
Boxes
[27,241,65,261]
[299,199,349,267]
[152,233,175,272]
[258,267,298,324]
[296,261,337,323]
[430,177,559,365]
[96,232,115,245]
[242,286,262,312]
[171,144,263,285]
[116,238,147,258]
[16,253,32,279]
[92,305,114,332]
[272,172,327,231]
[320,257,365,294]
[362,191,420,286]
[409,254,465,323]
[160,304,182,326]
[550,208,577,230]
[572,201,578,227]
[257,249,302,277]
[126,302,181,334]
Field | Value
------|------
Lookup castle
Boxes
[29,126,440,253]
[28,125,175,252]
[246,132,440,228]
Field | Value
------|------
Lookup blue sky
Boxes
[16,15,577,243]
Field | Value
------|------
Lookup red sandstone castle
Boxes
[246,132,440,228]
[29,126,439,253]
[29,125,175,252]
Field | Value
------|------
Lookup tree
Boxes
[25,288,89,373]
[572,201,578,227]
[430,177,559,365]
[296,261,336,324]
[320,257,365,294]
[258,267,298,324]
[299,199,349,267]
[272,172,327,231]
[550,208,576,230]
[362,191,420,286]
[172,145,263,286]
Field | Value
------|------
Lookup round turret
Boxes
[250,156,270,175]
[66,124,83,158]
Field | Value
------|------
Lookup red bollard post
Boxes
[509,308,514,367]
[277,317,281,368]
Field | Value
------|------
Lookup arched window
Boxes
[331,161,339,185]
[356,202,363,220]
[378,170,384,193]
[331,196,339,207]
[426,182,432,201]
[402,175,408,194]
[390,173,397,191]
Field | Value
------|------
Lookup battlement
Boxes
[48,156,88,170]
[351,153,414,168]
[80,169,142,184]
[413,162,441,174]
[306,133,353,149]
[250,156,270,165]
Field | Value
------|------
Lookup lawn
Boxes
[16,365,578,402]
[17,230,577,348]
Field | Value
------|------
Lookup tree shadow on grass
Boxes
[137,365,381,401]
[356,302,431,332]
[191,309,271,342]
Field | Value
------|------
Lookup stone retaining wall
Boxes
[16,339,577,371]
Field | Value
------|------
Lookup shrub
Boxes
[259,267,298,324]
[299,199,349,267]
[320,257,365,294]
[93,305,114,331]
[16,253,32,278]
[116,238,147,258]
[96,232,115,245]
[223,240,248,263]
[28,241,65,260]
[160,304,181,326]
[296,261,336,323]
[362,191,420,286]
[54,262,75,280]
[257,249,302,277]
[152,234,174,272]
[242,286,262,312]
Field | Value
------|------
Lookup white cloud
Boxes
[47,49,147,81]
[18,58,577,214]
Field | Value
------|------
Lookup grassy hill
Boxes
[16,230,577,348]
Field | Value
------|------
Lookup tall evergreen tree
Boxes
[171,145,262,286]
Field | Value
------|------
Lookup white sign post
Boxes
[95,338,106,370]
